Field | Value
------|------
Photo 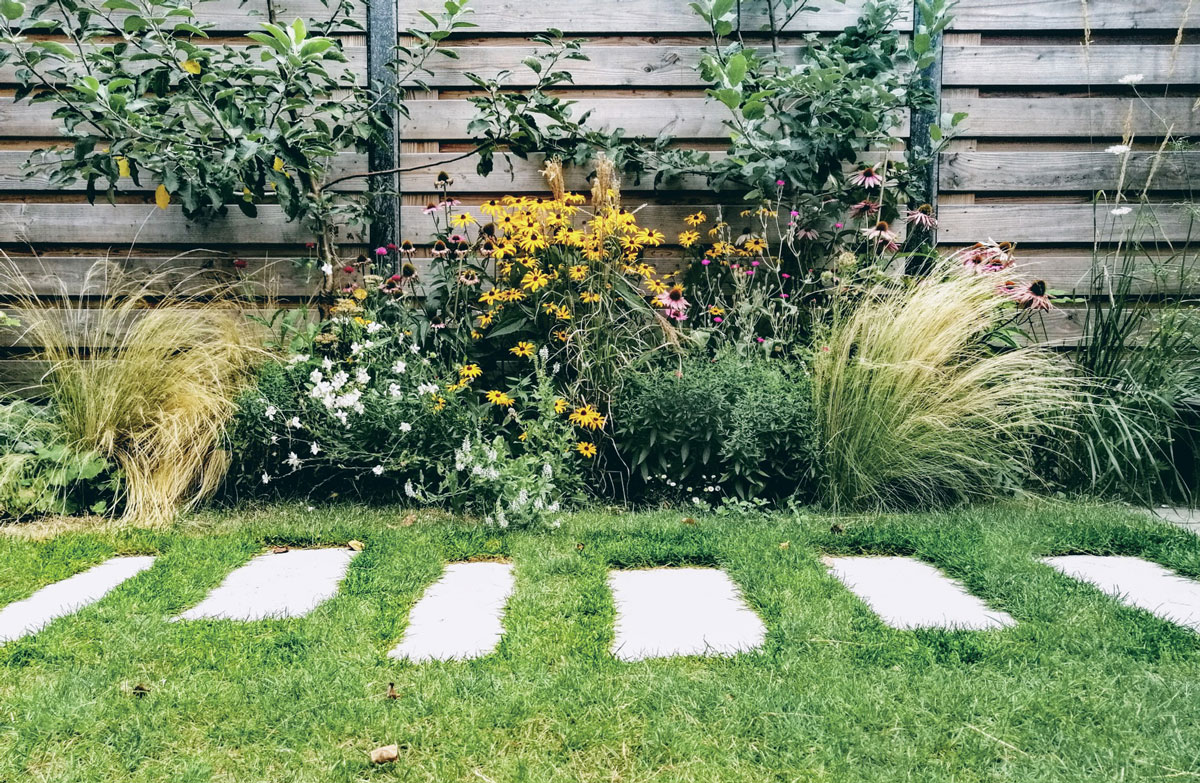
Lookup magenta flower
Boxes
[374,247,387,256]
[848,166,884,188]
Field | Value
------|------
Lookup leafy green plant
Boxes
[612,349,820,502]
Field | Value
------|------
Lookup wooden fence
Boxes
[1,0,1199,387]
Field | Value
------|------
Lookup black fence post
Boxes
[905,0,944,254]
[367,0,399,267]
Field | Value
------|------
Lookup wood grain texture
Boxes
[946,97,1200,138]
[949,0,1200,31]
[943,45,1200,86]
[940,151,1200,191]
[938,204,1198,243]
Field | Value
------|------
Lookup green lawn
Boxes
[2,503,1200,782]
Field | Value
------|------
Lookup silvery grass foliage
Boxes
[813,258,1082,510]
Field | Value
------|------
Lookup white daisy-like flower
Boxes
[287,416,301,429]
[400,422,412,432]
[261,472,271,484]
[366,322,383,334]
[286,452,301,469]
[1118,73,1144,85]
[372,465,385,476]
[1106,144,1132,155]
[392,360,407,374]
[1112,206,1133,216]
[264,405,277,420]
[350,342,363,356]
[322,357,334,371]
[388,383,403,398]
[410,343,421,354]
[417,382,438,395]
[309,369,323,384]
[288,354,310,366]
[310,442,321,455]
[356,368,370,385]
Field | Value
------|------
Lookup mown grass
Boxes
[1,502,1199,782]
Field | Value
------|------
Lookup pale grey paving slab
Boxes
[388,561,515,662]
[176,548,356,622]
[1043,555,1200,633]
[1146,507,1200,536]
[824,556,1015,631]
[0,556,156,643]
[608,567,767,661]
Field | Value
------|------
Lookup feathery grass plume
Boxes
[590,153,620,214]
[812,257,1081,510]
[541,157,567,203]
[0,254,264,524]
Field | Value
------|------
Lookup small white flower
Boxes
[269,434,279,444]
[372,465,385,476]
[320,263,333,276]
[417,382,438,395]
[287,416,302,429]
[309,369,324,384]
[310,442,322,455]
[322,357,334,371]
[261,472,271,484]
[538,345,549,363]
[388,383,403,398]
[350,342,363,356]
[404,480,417,498]
[1118,73,1144,85]
[264,405,277,420]
[1106,144,1132,155]
[356,368,371,385]
[288,354,310,366]
[366,322,383,334]
[392,360,407,374]
[286,452,301,469]
[410,343,421,354]
[1111,206,1133,216]
[400,422,412,433]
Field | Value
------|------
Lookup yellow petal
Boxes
[181,59,201,75]
[154,184,170,210]
[273,156,285,172]
[116,156,130,178]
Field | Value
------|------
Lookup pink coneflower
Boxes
[423,202,439,215]
[450,234,465,244]
[849,200,880,219]
[795,227,819,241]
[654,284,690,321]
[399,240,416,255]
[457,269,480,286]
[480,238,497,257]
[903,204,938,229]
[454,240,470,257]
[431,239,449,257]
[848,166,884,188]
[862,220,899,243]
[1011,279,1052,310]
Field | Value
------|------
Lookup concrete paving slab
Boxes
[1043,554,1200,632]
[608,567,767,661]
[825,556,1015,631]
[176,548,356,621]
[0,556,156,643]
[388,561,515,662]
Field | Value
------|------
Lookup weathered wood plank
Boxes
[939,203,1199,243]
[0,306,302,348]
[943,45,1200,86]
[940,151,1200,191]
[951,0,1200,31]
[391,0,911,34]
[946,97,1200,138]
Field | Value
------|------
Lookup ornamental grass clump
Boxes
[813,258,1081,510]
[1,257,261,524]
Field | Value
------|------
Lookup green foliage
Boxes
[0,400,118,518]
[612,350,819,502]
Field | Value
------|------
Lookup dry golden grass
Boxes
[813,259,1082,510]
[1,256,263,525]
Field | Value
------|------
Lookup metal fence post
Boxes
[367,0,399,265]
[905,0,944,253]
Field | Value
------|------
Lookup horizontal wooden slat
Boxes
[949,97,1200,138]
[0,305,297,348]
[1016,254,1200,295]
[943,45,1200,86]
[950,0,1200,31]
[940,151,1200,192]
[392,0,910,34]
[939,204,1198,244]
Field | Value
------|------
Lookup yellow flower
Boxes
[181,59,201,75]
[477,311,495,328]
[708,305,725,316]
[446,379,467,392]
[434,396,446,412]
[485,389,515,407]
[353,288,368,301]
[115,156,130,178]
[154,184,170,210]
[518,431,528,441]
[510,341,535,358]
[639,229,666,246]
[554,398,568,414]
[684,211,707,226]
[459,363,482,380]
[521,270,550,292]
[553,329,570,343]
[743,237,768,254]
[580,291,601,304]
[479,290,500,306]
[569,404,607,431]
[568,264,589,281]
[451,212,477,228]
[576,441,597,458]
[273,156,285,172]
[678,230,700,248]
[644,277,667,294]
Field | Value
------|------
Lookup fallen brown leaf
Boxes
[347,540,365,552]
[271,546,290,554]
[681,517,697,526]
[400,513,417,527]
[369,744,399,764]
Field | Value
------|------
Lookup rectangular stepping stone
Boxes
[1043,555,1200,632]
[176,548,356,622]
[0,556,156,643]
[825,556,1015,631]
[389,561,515,662]
[608,567,766,661]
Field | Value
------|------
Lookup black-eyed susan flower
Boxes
[485,390,515,407]
[576,441,597,458]
[554,398,569,414]
[510,341,535,358]
[684,211,707,226]
[521,269,551,292]
[459,363,482,380]
[569,404,607,431]
[580,291,601,304]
